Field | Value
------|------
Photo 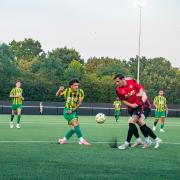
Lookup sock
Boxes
[161,123,164,129]
[126,123,136,143]
[11,115,14,122]
[154,121,158,126]
[74,125,83,138]
[65,129,75,139]
[140,125,149,138]
[17,115,21,124]
[145,124,157,139]
[133,125,140,138]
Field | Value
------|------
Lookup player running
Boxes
[153,90,168,132]
[9,82,24,129]
[114,74,162,149]
[56,79,90,145]
[113,97,121,122]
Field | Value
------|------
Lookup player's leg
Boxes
[137,118,151,148]
[137,117,162,149]
[115,110,120,122]
[71,120,90,145]
[153,111,160,131]
[160,113,165,132]
[118,115,139,149]
[10,105,17,128]
[58,125,75,144]
[59,109,90,145]
[16,105,22,128]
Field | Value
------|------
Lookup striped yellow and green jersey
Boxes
[60,88,84,109]
[113,101,121,111]
[154,95,167,112]
[10,88,23,105]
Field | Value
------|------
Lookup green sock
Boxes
[74,125,82,138]
[11,115,14,122]
[65,129,75,139]
[154,121,158,126]
[17,115,21,124]
[161,124,164,129]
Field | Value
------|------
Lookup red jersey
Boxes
[116,79,143,108]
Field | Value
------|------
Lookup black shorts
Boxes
[143,106,151,119]
[128,106,142,117]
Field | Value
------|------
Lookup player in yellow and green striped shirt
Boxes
[153,90,168,132]
[56,79,90,145]
[9,82,24,129]
[113,97,121,122]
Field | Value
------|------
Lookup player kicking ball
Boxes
[9,82,24,129]
[114,74,162,149]
[56,79,90,145]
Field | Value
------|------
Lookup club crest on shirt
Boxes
[129,85,133,88]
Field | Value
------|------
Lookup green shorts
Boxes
[114,110,121,116]
[155,111,166,118]
[63,108,78,124]
[11,104,22,111]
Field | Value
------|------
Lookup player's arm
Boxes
[165,98,168,114]
[132,80,147,103]
[72,98,83,112]
[153,97,158,108]
[56,86,65,96]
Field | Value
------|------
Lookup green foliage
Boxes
[64,60,84,80]
[0,39,179,104]
[9,38,43,61]
[0,44,18,99]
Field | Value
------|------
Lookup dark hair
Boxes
[69,79,79,86]
[113,74,125,80]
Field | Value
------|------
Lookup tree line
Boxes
[0,38,179,104]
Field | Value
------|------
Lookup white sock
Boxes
[79,137,84,141]
[125,141,129,145]
[62,137,67,141]
[144,137,150,143]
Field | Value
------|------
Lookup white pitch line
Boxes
[1,122,180,126]
[0,141,180,145]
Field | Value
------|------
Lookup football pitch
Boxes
[0,115,180,180]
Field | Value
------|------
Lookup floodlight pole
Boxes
[137,5,142,84]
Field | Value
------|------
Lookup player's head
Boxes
[116,97,119,101]
[159,90,164,96]
[16,82,21,88]
[114,74,125,87]
[69,79,79,91]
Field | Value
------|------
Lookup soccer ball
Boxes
[95,113,106,124]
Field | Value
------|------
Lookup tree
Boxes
[48,47,84,68]
[64,60,84,80]
[9,38,43,61]
[0,43,18,99]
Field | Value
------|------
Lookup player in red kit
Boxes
[114,74,162,149]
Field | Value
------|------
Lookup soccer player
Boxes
[153,90,168,132]
[9,82,24,129]
[56,79,90,145]
[113,97,121,122]
[114,74,162,149]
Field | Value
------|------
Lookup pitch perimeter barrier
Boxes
[0,101,180,117]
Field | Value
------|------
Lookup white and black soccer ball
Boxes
[95,113,106,124]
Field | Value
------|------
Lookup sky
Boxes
[0,0,180,68]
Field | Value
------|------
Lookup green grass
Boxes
[0,115,180,180]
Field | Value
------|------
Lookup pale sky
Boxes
[0,0,180,68]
